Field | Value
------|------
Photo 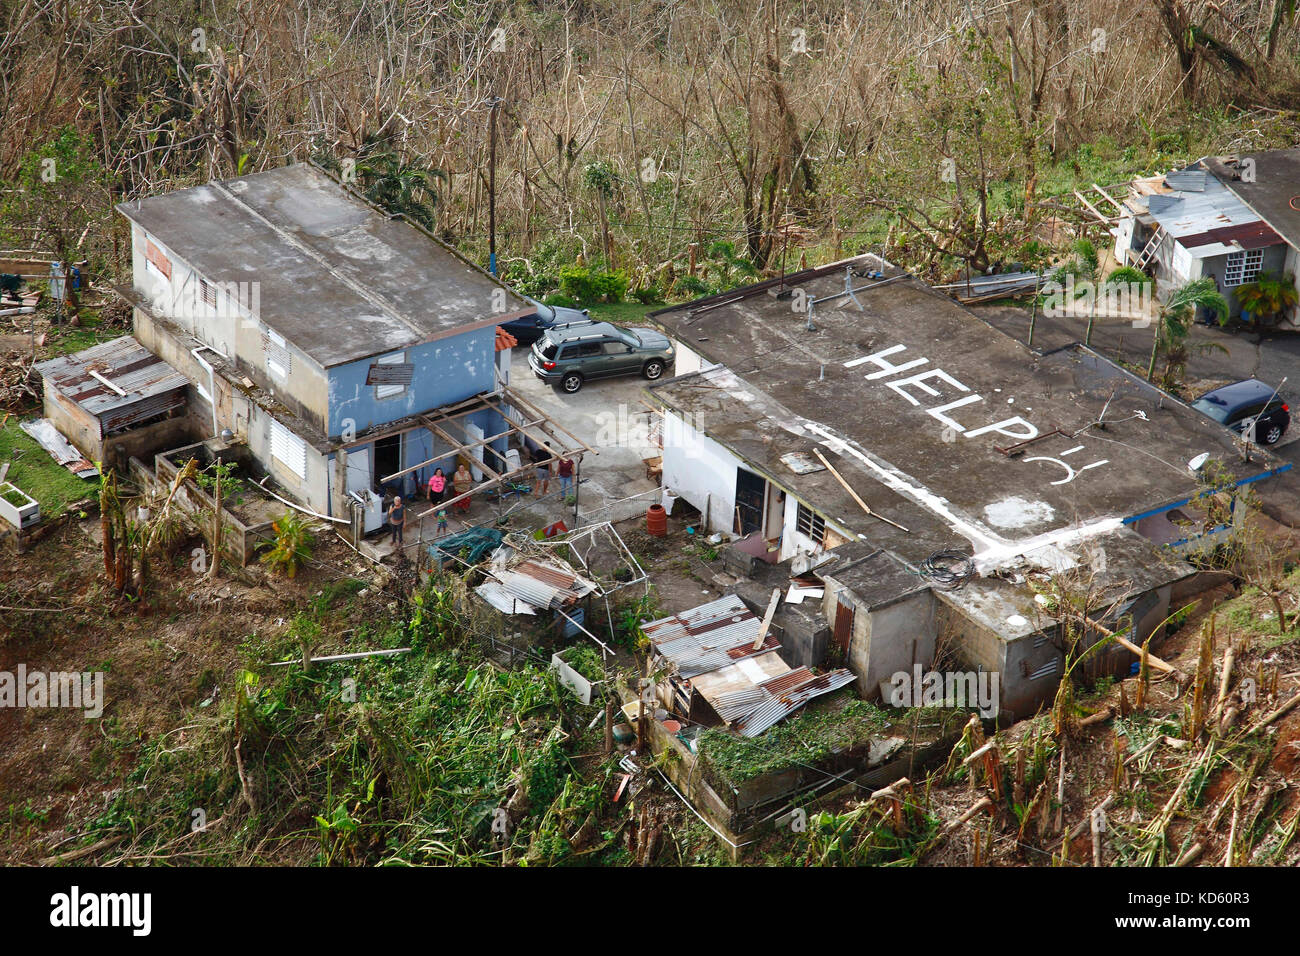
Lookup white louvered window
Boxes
[375,351,407,399]
[270,418,307,479]
[265,328,291,380]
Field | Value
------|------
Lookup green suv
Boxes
[528,321,675,393]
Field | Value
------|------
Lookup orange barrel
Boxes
[646,503,667,536]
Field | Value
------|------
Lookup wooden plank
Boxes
[1073,189,1115,225]
[501,382,597,454]
[813,448,909,533]
[421,416,503,481]
[751,587,782,650]
[1092,183,1125,212]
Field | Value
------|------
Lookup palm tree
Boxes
[1147,278,1228,385]
[355,147,446,231]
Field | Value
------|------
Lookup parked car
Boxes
[529,321,675,393]
[1191,379,1290,445]
[498,298,591,346]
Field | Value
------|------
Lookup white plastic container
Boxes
[661,487,678,515]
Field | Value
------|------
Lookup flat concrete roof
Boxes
[117,164,532,368]
[646,261,1288,578]
[1206,148,1300,251]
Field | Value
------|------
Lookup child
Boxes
[437,508,448,534]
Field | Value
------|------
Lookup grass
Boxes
[0,419,98,519]
[582,301,661,325]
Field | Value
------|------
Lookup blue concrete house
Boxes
[114,162,577,538]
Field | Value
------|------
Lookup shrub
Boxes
[260,512,316,578]
[559,265,597,302]
[633,284,664,305]
[590,269,628,303]
[542,293,579,309]
[559,266,628,304]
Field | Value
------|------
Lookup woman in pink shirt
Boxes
[427,467,447,505]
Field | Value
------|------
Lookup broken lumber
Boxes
[1247,689,1300,733]
[751,587,782,650]
[1068,794,1115,842]
[813,448,909,532]
[942,796,995,837]
[1086,616,1189,684]
[1173,842,1204,867]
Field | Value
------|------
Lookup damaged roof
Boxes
[117,164,533,368]
[646,261,1289,579]
[1125,161,1281,257]
[645,594,856,737]
[1205,148,1300,251]
[35,335,188,432]
[475,547,598,615]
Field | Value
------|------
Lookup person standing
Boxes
[453,461,474,513]
[535,445,551,497]
[427,467,446,505]
[387,495,406,546]
[557,451,574,499]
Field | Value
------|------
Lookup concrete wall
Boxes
[43,353,196,473]
[326,325,497,438]
[247,403,332,514]
[778,490,851,563]
[130,225,332,436]
[659,409,743,535]
[673,340,713,378]
[933,596,1038,721]
[42,382,103,461]
[102,416,194,476]
[822,578,937,701]
[1198,243,1290,317]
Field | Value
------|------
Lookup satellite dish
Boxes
[1188,453,1209,472]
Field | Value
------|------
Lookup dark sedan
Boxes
[1191,379,1290,446]
[498,298,591,346]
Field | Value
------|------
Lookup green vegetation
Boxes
[560,643,606,685]
[0,420,97,519]
[699,695,892,784]
[259,512,316,578]
[558,266,629,304]
[87,576,625,866]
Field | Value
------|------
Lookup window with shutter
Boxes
[375,351,408,399]
[270,418,307,479]
[265,328,290,379]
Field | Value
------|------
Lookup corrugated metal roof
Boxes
[35,336,188,425]
[1131,164,1282,251]
[647,596,779,678]
[732,669,858,738]
[480,549,597,614]
[648,594,855,735]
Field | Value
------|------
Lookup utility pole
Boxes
[572,453,581,529]
[487,96,502,276]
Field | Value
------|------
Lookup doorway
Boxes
[735,467,765,536]
[374,434,403,495]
